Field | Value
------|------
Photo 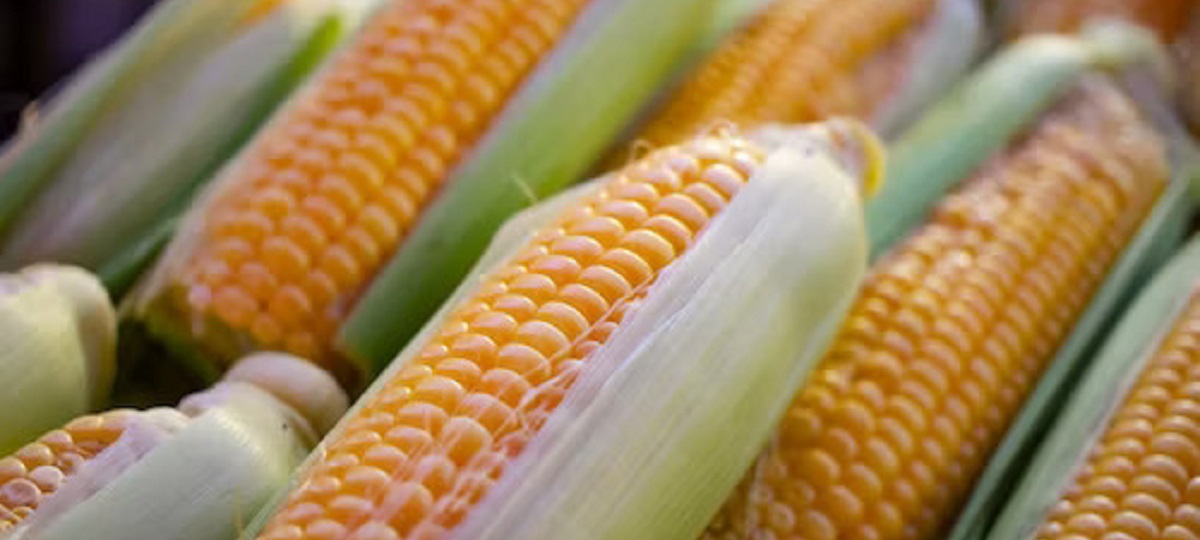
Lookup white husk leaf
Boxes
[10,388,310,540]
[452,135,867,539]
[873,0,986,137]
[0,266,116,455]
[0,0,338,269]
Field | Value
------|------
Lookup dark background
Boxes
[0,0,161,139]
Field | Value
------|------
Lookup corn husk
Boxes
[0,266,115,455]
[0,0,374,293]
[3,353,348,540]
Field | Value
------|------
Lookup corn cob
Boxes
[625,0,981,152]
[0,352,348,540]
[0,266,116,456]
[133,0,721,386]
[0,0,362,293]
[241,122,876,540]
[984,230,1200,540]
[703,77,1167,540]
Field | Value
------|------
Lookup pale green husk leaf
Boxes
[8,388,310,540]
[0,266,115,455]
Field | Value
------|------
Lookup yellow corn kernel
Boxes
[253,134,767,539]
[166,0,591,381]
[703,79,1167,540]
[1030,290,1200,540]
[0,411,137,533]
[635,0,936,150]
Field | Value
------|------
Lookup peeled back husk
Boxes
[0,265,116,456]
[3,353,348,540]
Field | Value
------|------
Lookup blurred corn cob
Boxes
[0,266,115,456]
[985,230,1200,539]
[0,0,372,295]
[1000,0,1200,138]
[238,121,877,540]
[130,0,725,389]
[0,352,348,540]
[700,23,1195,537]
[704,74,1167,540]
[617,0,982,158]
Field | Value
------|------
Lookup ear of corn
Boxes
[615,0,982,154]
[131,0,723,389]
[0,0,367,291]
[866,22,1171,257]
[984,230,1200,540]
[0,352,348,540]
[705,40,1182,540]
[239,122,876,540]
[946,43,1200,540]
[0,266,116,456]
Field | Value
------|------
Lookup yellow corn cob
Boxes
[634,0,937,150]
[152,0,591,383]
[1030,290,1200,540]
[251,131,787,540]
[703,79,1167,540]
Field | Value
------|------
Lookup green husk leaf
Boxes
[0,266,116,455]
[0,0,231,236]
[983,233,1200,539]
[336,0,724,372]
[866,34,1095,257]
[0,0,356,276]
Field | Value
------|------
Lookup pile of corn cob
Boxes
[4,0,1200,539]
